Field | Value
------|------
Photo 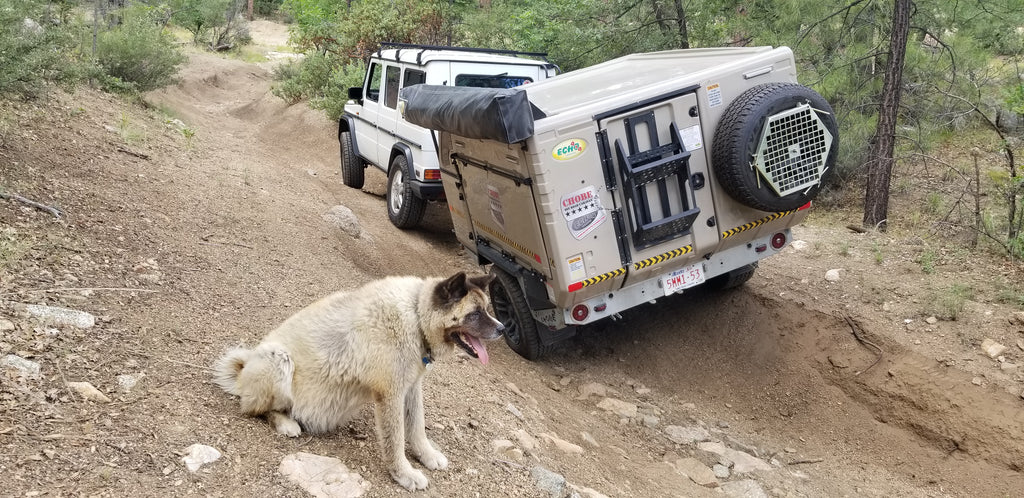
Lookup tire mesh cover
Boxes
[400,85,535,144]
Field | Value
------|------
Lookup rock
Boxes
[279,452,370,497]
[116,373,144,392]
[697,441,771,474]
[925,316,938,324]
[824,269,842,282]
[2,354,40,380]
[981,338,1007,358]
[506,403,524,420]
[0,318,14,331]
[492,439,516,455]
[322,205,364,239]
[25,304,95,329]
[1011,311,1024,326]
[596,397,637,419]
[559,376,572,386]
[827,355,850,368]
[181,444,221,472]
[580,431,599,448]
[664,425,710,445]
[972,377,984,386]
[568,484,610,498]
[674,457,719,488]
[721,479,769,498]
[531,466,566,497]
[1000,362,1018,372]
[789,240,808,251]
[22,18,43,35]
[67,381,111,403]
[1017,339,1024,351]
[712,464,730,479]
[539,433,583,454]
[577,382,609,399]
[514,429,539,452]
[506,382,526,398]
[642,415,660,428]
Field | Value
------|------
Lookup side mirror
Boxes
[348,87,363,101]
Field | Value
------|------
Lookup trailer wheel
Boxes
[387,155,426,228]
[489,267,545,360]
[340,131,364,189]
[711,83,838,212]
[705,262,757,291]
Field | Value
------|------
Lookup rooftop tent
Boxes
[399,85,539,144]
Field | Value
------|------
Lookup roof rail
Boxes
[376,42,549,65]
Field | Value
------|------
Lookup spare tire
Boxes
[711,83,838,212]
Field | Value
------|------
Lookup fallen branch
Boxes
[200,233,254,249]
[116,146,150,160]
[788,458,824,465]
[842,314,883,375]
[0,191,63,219]
[846,224,869,234]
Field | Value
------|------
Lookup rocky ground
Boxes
[1,20,1023,498]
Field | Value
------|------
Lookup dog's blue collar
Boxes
[422,355,432,365]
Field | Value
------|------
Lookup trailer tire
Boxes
[711,83,838,212]
[489,267,546,360]
[387,155,426,228]
[705,262,757,291]
[340,131,364,189]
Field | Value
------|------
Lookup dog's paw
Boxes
[417,448,448,471]
[391,467,428,491]
[275,418,301,437]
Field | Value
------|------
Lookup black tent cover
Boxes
[399,85,536,144]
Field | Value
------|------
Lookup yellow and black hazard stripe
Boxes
[568,267,625,292]
[721,208,799,239]
[473,221,542,263]
[632,244,694,270]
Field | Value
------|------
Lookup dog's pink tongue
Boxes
[466,335,489,365]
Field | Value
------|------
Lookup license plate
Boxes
[661,264,705,295]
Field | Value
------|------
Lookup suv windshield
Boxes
[455,74,533,89]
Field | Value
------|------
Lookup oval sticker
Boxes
[552,138,586,161]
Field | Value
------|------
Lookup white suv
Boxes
[339,43,558,228]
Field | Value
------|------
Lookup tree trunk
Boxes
[672,0,690,49]
[863,0,911,230]
[248,0,253,21]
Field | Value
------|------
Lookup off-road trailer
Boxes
[401,46,838,359]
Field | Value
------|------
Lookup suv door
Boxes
[356,61,383,166]
[376,64,403,167]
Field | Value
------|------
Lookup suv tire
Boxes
[340,131,365,189]
[711,83,838,212]
[489,267,546,360]
[387,154,427,228]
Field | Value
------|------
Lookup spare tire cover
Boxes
[711,83,839,212]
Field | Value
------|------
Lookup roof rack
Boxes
[376,42,549,65]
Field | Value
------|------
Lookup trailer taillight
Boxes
[771,232,787,250]
[571,304,589,322]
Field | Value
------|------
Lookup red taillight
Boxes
[568,282,583,293]
[571,304,589,322]
[424,169,441,180]
[771,232,787,250]
[594,303,607,312]
[798,201,812,211]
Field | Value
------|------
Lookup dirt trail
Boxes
[1,23,1022,497]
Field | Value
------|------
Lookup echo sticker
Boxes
[560,185,606,240]
[553,138,587,161]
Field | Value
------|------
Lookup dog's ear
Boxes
[468,273,495,291]
[435,272,469,303]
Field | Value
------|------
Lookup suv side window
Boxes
[366,63,381,102]
[403,68,426,88]
[455,74,534,89]
[384,66,401,109]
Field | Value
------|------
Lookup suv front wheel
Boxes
[387,154,427,228]
[339,131,365,189]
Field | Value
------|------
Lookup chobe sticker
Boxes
[553,138,587,161]
[561,185,606,240]
[487,185,505,230]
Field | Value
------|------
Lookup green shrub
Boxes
[95,6,186,92]
[272,53,364,120]
[0,0,86,98]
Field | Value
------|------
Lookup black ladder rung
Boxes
[634,207,701,247]
[627,151,690,186]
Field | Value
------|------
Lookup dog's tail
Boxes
[213,347,252,396]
